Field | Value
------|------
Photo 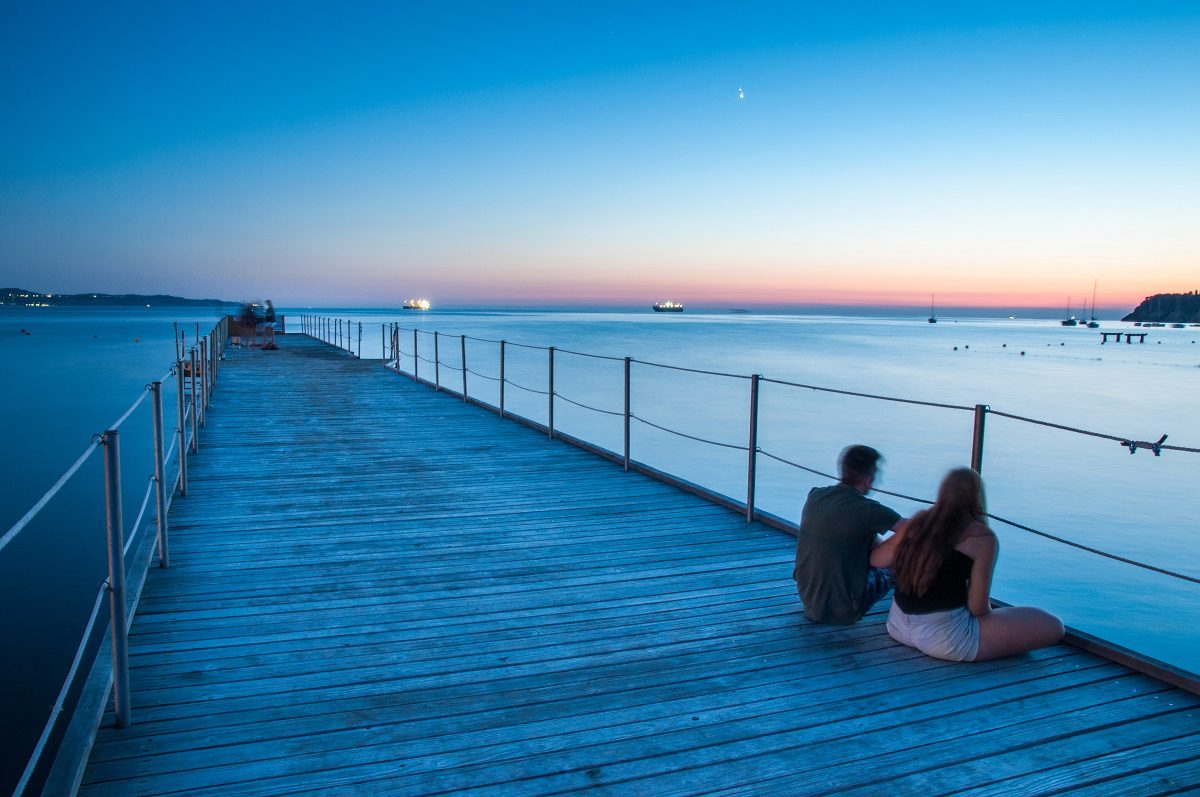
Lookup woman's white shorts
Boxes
[887,601,980,662]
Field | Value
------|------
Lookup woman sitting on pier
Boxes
[870,467,1063,662]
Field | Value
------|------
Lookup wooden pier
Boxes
[74,335,1199,795]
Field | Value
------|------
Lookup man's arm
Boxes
[868,518,908,568]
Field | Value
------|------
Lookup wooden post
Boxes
[971,404,989,474]
[500,340,506,418]
[150,381,169,568]
[746,374,760,522]
[102,429,131,728]
[548,347,555,438]
[624,357,631,471]
[461,335,468,401]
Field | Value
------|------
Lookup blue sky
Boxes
[2,2,1197,308]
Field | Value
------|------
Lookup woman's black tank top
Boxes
[894,548,974,614]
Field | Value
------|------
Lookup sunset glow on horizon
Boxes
[2,3,1197,311]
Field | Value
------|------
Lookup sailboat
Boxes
[927,295,937,324]
[1060,298,1077,327]
[1086,280,1100,327]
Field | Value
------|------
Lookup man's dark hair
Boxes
[839,445,882,486]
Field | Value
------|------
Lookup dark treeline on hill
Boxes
[1121,292,1200,323]
[1,288,238,308]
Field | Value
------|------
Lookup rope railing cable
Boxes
[631,358,751,380]
[987,408,1200,454]
[436,360,464,372]
[631,413,749,450]
[757,448,936,505]
[986,513,1200,585]
[760,377,975,412]
[503,378,551,396]
[505,340,551,351]
[164,433,178,468]
[109,388,150,431]
[466,367,502,382]
[12,579,109,797]
[464,334,504,344]
[0,440,101,555]
[416,354,439,364]
[555,347,625,362]
[122,476,157,558]
[553,391,624,417]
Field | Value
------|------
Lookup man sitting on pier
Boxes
[793,445,906,624]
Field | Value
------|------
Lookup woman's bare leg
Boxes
[973,607,1064,661]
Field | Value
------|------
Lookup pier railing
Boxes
[3,317,228,796]
[304,313,1200,689]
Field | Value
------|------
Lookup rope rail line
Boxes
[632,358,750,380]
[631,413,749,451]
[760,377,975,412]
[504,378,551,396]
[553,391,624,417]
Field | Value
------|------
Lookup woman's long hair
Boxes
[893,467,986,597]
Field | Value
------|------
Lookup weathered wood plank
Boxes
[78,335,1200,796]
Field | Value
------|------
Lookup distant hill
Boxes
[1,288,239,308]
[1122,292,1200,323]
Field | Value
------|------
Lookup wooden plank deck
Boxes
[79,334,1200,795]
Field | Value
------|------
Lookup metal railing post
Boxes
[175,359,187,496]
[461,335,468,400]
[102,429,131,728]
[357,321,362,359]
[624,357,631,471]
[746,374,761,522]
[150,382,169,568]
[189,348,198,452]
[434,331,441,390]
[500,340,506,417]
[413,329,419,382]
[548,347,555,438]
[381,323,385,361]
[199,338,208,425]
[971,404,989,474]
[346,319,351,353]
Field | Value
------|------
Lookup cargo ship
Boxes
[403,298,431,311]
[652,300,684,313]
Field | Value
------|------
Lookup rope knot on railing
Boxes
[1122,434,1168,456]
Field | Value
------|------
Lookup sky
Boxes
[1,2,1197,310]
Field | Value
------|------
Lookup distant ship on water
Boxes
[403,298,431,311]
[652,300,684,313]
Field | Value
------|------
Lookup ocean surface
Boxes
[2,305,1198,790]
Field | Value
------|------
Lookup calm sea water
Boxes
[2,305,1198,790]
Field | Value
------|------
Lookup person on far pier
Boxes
[872,467,1064,661]
[793,445,907,624]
